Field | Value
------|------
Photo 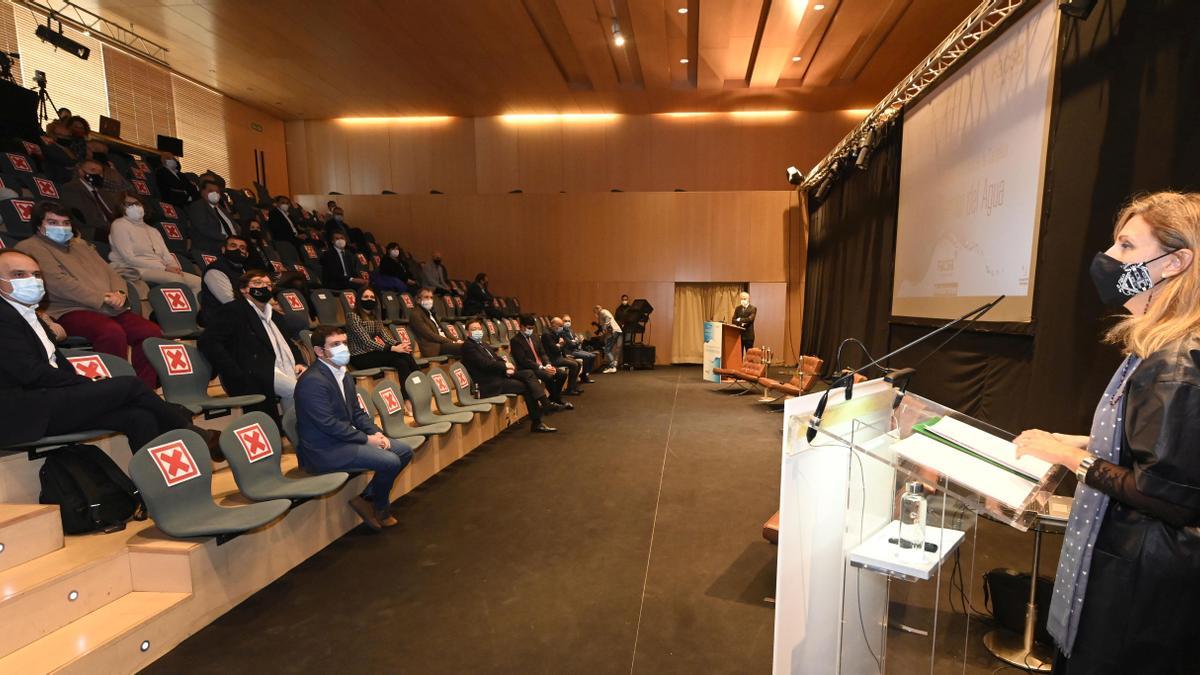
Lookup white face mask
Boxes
[388,250,400,259]
[522,328,534,337]
[419,298,434,310]
[564,321,572,329]
[2,276,44,305]
[740,299,749,307]
[333,239,347,249]
[206,191,221,205]
[164,158,179,171]
[125,204,144,222]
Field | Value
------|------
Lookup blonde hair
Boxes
[1105,191,1200,357]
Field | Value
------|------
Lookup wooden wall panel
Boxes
[295,191,796,364]
[223,96,290,197]
[749,282,788,360]
[286,110,861,195]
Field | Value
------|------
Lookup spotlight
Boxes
[786,166,804,186]
[612,20,626,47]
[854,128,877,170]
[1057,0,1098,19]
[35,21,90,60]
[814,175,833,200]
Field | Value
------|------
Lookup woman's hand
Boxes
[1051,433,1090,449]
[1015,429,1090,472]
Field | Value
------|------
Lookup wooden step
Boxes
[0,590,191,673]
[0,504,63,573]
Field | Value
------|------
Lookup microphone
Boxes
[805,296,1004,443]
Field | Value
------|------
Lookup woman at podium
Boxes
[1014,192,1200,674]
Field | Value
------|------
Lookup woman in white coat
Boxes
[108,194,201,294]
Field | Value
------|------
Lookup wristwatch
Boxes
[1076,455,1097,482]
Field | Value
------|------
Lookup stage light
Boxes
[786,166,804,186]
[1058,0,1098,19]
[814,176,833,200]
[854,128,877,170]
[612,20,626,47]
[35,21,90,60]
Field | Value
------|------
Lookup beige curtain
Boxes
[671,283,745,363]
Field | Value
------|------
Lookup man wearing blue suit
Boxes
[294,325,413,530]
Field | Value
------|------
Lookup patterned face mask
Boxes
[1089,249,1175,306]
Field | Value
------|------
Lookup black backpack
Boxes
[39,444,146,534]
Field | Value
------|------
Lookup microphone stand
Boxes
[805,295,1004,443]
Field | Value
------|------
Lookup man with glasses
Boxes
[199,269,305,421]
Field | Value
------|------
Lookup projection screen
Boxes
[892,1,1059,323]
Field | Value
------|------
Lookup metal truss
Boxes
[16,0,169,66]
[801,0,1030,190]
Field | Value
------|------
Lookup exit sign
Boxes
[250,122,263,132]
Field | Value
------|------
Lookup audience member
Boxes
[0,249,221,454]
[295,326,414,530]
[374,242,418,292]
[731,290,757,349]
[593,304,622,374]
[154,152,199,207]
[199,235,249,326]
[268,194,302,245]
[199,270,305,420]
[420,251,457,296]
[560,314,596,383]
[187,180,240,255]
[409,286,462,357]
[323,206,347,241]
[86,141,132,193]
[542,317,585,395]
[463,272,498,317]
[59,159,121,242]
[107,194,201,295]
[509,314,571,408]
[16,202,162,388]
[64,116,90,159]
[243,217,273,272]
[460,318,560,433]
[345,287,419,399]
[320,230,366,290]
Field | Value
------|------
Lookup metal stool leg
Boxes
[983,529,1054,671]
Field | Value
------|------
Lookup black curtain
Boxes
[804,0,1200,433]
[800,118,902,374]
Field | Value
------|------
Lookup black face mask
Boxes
[84,173,104,188]
[1089,250,1176,307]
[360,299,377,311]
[248,230,264,240]
[224,250,247,266]
[247,286,273,303]
[92,152,108,163]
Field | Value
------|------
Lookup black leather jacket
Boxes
[1068,336,1200,672]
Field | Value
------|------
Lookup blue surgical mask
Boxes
[2,276,44,305]
[327,344,350,367]
[44,225,72,244]
[470,329,484,342]
[522,328,534,337]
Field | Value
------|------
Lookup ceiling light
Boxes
[813,4,826,10]
[612,19,625,47]
[500,113,618,124]
[677,7,688,13]
[679,58,689,64]
[792,56,802,62]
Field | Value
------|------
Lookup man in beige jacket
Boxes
[17,201,163,387]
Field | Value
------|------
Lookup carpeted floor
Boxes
[144,365,783,675]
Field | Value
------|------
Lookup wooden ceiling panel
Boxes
[65,0,979,118]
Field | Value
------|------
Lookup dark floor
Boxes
[144,365,783,675]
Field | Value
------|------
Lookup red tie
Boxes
[527,335,542,367]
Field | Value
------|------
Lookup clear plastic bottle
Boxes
[898,481,927,562]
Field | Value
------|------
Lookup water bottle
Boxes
[898,481,927,562]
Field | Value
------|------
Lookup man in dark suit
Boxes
[198,269,305,423]
[59,159,121,242]
[153,153,199,207]
[319,231,367,290]
[323,206,348,241]
[509,315,570,407]
[409,287,462,357]
[186,180,240,255]
[0,249,209,453]
[294,326,415,531]
[560,314,596,384]
[731,291,757,350]
[460,319,558,433]
[267,195,301,246]
[541,316,585,395]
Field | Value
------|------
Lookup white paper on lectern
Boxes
[926,416,1054,481]
[892,433,1036,509]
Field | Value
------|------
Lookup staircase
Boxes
[0,504,192,673]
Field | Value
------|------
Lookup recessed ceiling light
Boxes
[677,7,688,13]
[680,58,689,64]
[813,4,826,10]
[792,56,802,62]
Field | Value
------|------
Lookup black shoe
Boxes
[559,401,575,411]
[580,377,595,384]
[545,401,566,413]
[531,421,558,433]
[192,427,224,463]
[564,388,585,396]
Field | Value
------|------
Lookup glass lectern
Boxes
[779,382,1067,673]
